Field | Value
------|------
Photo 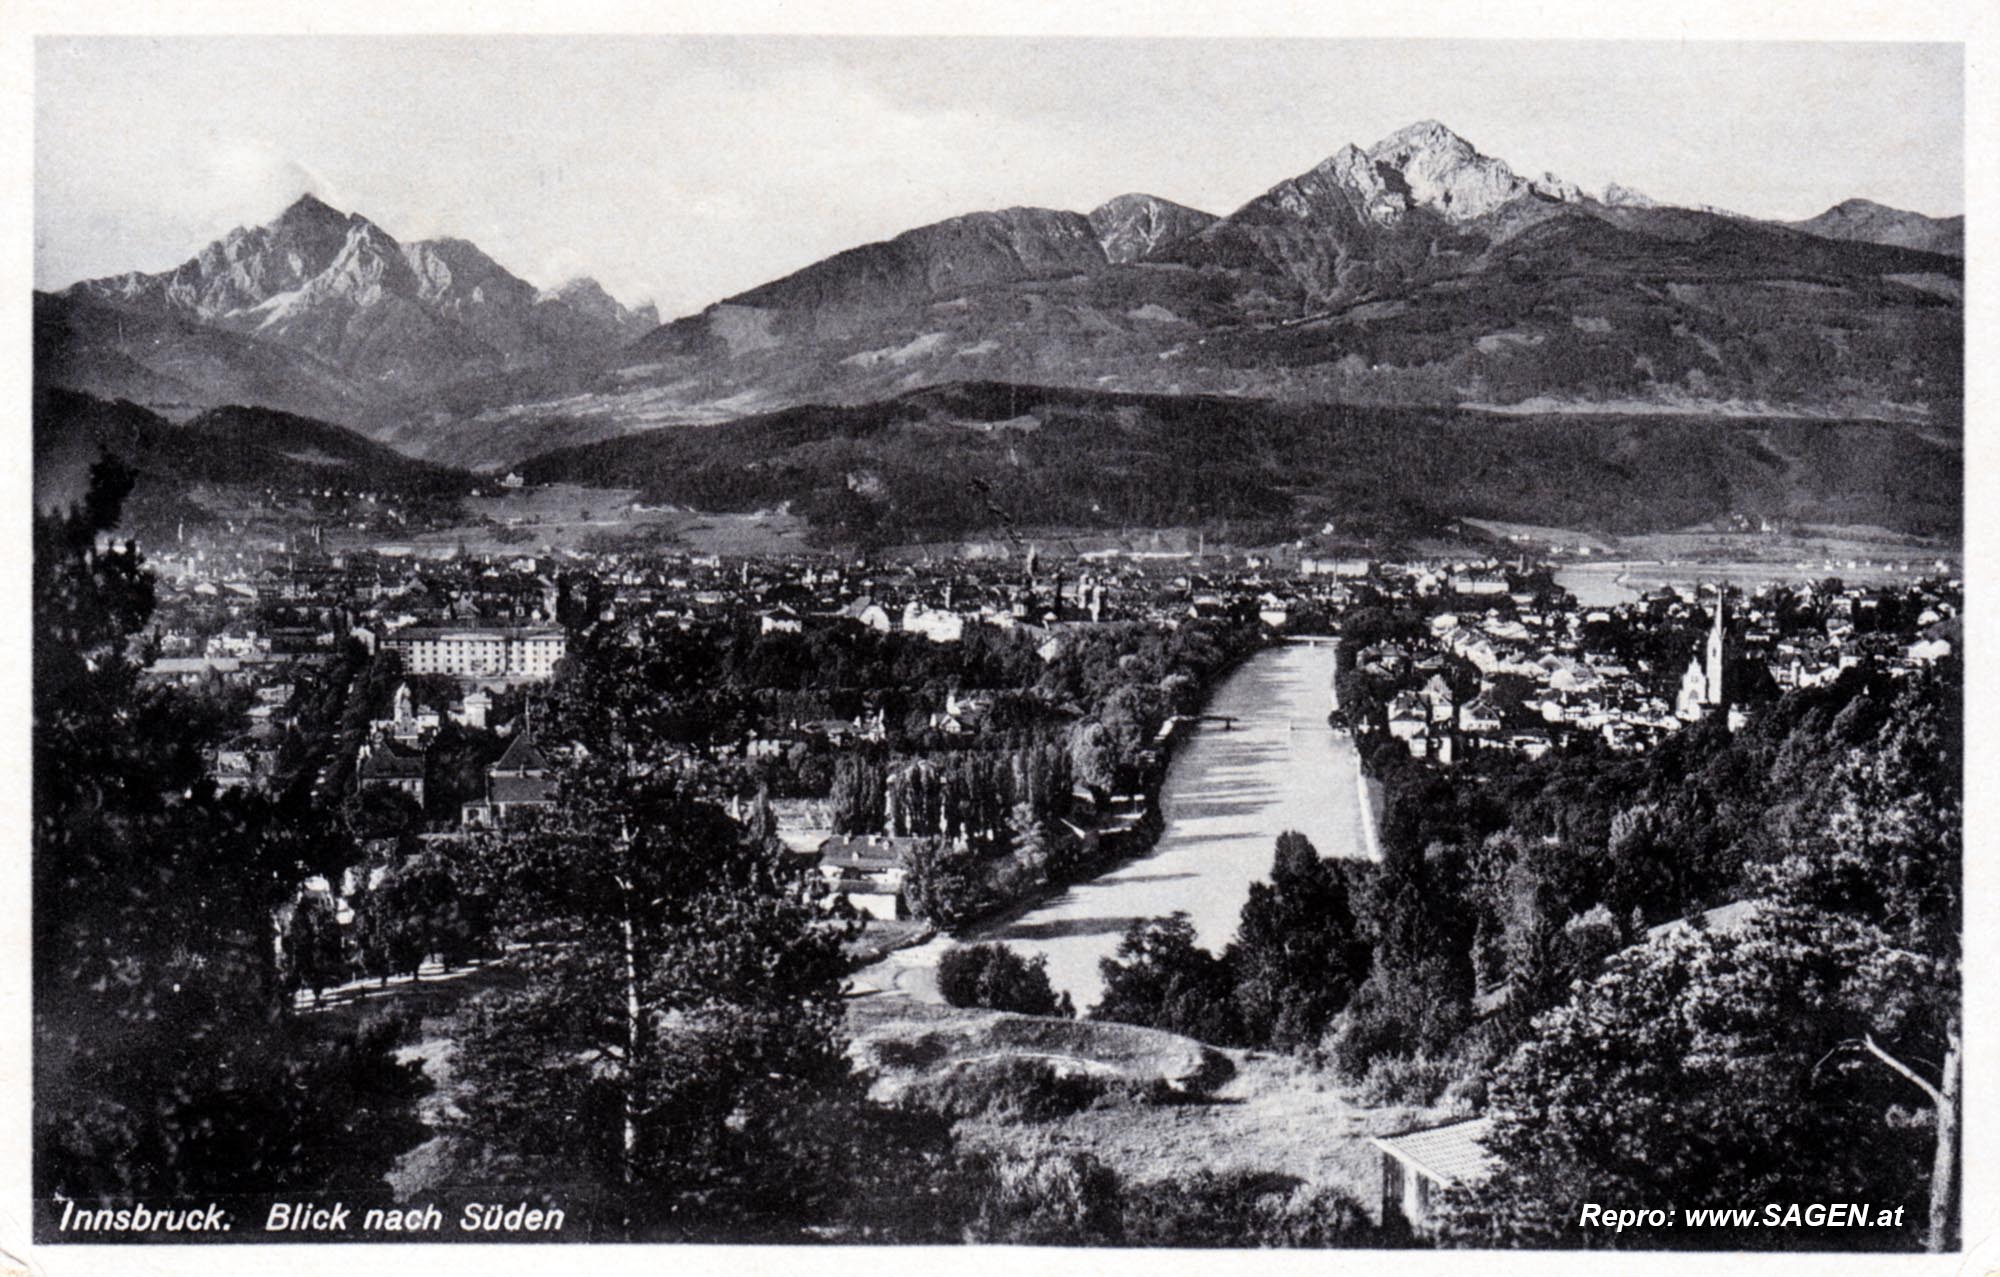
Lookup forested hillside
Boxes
[518,381,1961,544]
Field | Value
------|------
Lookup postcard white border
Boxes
[0,3,1990,1275]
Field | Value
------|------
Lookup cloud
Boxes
[198,138,343,225]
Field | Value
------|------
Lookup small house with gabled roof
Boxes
[460,730,557,829]
[1369,1116,1497,1236]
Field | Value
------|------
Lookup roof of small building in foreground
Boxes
[493,731,551,775]
[817,834,923,867]
[1369,1116,1497,1186]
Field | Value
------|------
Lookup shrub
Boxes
[1122,1170,1379,1247]
[1440,1067,1488,1114]
[1355,1053,1463,1108]
[1122,1170,1291,1246]
[1321,966,1469,1081]
[961,1149,1125,1245]
[936,943,1074,1017]
[899,1056,1109,1123]
[1245,1182,1379,1247]
[868,1031,955,1070]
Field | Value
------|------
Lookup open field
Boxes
[1617,524,1957,568]
[1552,526,1959,606]
[329,483,823,558]
[849,993,1446,1208]
[955,1050,1431,1202]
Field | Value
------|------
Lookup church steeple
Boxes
[1704,584,1727,707]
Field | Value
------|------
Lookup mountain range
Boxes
[37,121,1963,488]
[41,193,656,422]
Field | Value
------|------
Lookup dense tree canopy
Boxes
[1437,906,1941,1250]
[1228,832,1371,1049]
[937,944,1074,1018]
[440,624,965,1239]
[34,456,428,1204]
[1094,913,1244,1046]
[1433,663,1961,1250]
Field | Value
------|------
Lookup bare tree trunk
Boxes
[1927,1018,1960,1253]
[615,811,644,1235]
[622,905,640,1192]
[1857,1027,1959,1253]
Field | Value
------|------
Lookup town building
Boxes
[461,731,557,829]
[814,834,915,920]
[1675,586,1728,721]
[383,625,567,679]
[357,746,425,805]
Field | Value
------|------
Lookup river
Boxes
[1554,562,1644,609]
[876,641,1375,1009]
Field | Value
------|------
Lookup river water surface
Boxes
[962,641,1376,1007]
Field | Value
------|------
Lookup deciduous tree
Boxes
[1228,832,1369,1049]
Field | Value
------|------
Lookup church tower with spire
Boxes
[1675,583,1730,722]
[1704,584,1727,708]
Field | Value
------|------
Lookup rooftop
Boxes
[493,731,552,775]
[1369,1117,1497,1187]
[388,625,565,642]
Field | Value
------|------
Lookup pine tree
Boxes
[444,626,891,1238]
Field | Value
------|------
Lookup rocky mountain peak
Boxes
[1366,119,1477,166]
[1529,172,1586,203]
[533,276,657,342]
[1308,144,1371,180]
[272,191,349,230]
[545,275,615,304]
[403,237,529,305]
[1087,193,1218,264]
[1602,183,1659,209]
[1247,123,1564,231]
[1362,120,1531,222]
[308,218,417,303]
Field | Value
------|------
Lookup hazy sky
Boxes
[36,37,1962,319]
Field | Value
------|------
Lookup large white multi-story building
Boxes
[383,626,567,679]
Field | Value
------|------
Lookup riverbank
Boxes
[1357,767,1383,861]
